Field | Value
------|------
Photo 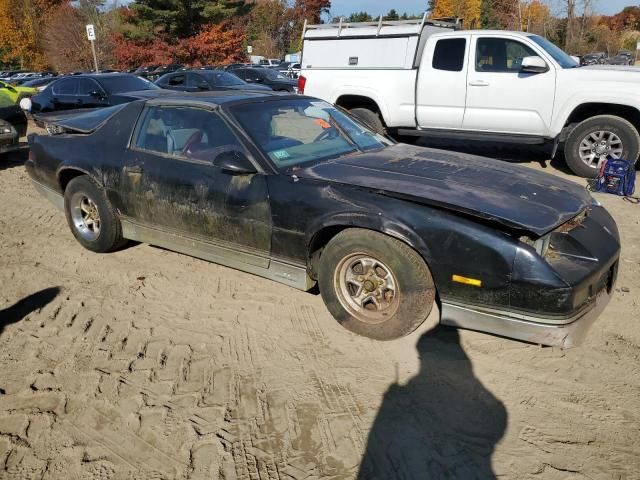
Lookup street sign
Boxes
[636,41,640,50]
[86,24,96,41]
[247,45,253,54]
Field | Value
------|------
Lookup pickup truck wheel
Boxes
[565,115,640,178]
[318,229,436,340]
[64,176,124,253]
[349,108,386,135]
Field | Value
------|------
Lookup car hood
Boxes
[296,144,591,236]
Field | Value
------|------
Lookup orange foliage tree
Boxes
[0,0,62,69]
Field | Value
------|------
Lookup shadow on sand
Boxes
[0,287,61,335]
[357,326,507,479]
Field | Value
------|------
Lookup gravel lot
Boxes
[0,133,639,480]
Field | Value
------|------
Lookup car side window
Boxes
[77,78,102,96]
[234,69,248,81]
[432,38,467,72]
[476,38,537,72]
[52,78,78,95]
[187,73,207,89]
[168,74,185,86]
[133,106,246,162]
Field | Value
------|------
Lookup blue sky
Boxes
[330,0,636,17]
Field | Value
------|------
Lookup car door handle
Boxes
[123,165,143,174]
[469,80,490,87]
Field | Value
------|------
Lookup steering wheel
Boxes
[182,130,203,155]
[313,127,339,143]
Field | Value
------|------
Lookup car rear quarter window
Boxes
[432,38,466,72]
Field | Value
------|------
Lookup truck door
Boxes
[463,35,556,136]
[416,35,470,129]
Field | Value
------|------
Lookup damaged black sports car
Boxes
[26,92,620,346]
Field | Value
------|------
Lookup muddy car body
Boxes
[26,92,620,346]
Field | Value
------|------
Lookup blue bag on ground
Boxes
[593,158,636,196]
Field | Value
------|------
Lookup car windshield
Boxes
[204,71,245,86]
[230,98,392,169]
[528,35,579,68]
[98,75,159,93]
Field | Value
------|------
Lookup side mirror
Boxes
[571,55,581,64]
[521,56,548,74]
[197,82,210,91]
[213,151,257,175]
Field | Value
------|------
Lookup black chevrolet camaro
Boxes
[26,91,620,346]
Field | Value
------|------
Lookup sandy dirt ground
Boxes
[0,134,639,480]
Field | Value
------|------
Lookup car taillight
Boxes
[297,75,306,94]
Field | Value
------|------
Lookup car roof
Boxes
[144,90,304,107]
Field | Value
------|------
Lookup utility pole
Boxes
[86,24,99,73]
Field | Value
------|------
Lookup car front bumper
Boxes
[440,264,615,348]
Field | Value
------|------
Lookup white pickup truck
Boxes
[298,17,640,177]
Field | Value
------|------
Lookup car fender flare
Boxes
[56,166,104,192]
[306,212,435,275]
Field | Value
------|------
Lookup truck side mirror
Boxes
[521,56,549,74]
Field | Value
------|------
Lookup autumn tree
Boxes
[431,0,480,27]
[0,0,63,69]
[246,0,292,58]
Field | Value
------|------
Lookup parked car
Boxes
[300,18,640,177]
[0,80,38,104]
[580,52,608,65]
[133,65,160,78]
[608,51,634,66]
[26,73,160,114]
[0,92,27,155]
[146,64,183,82]
[156,70,272,92]
[26,92,619,346]
[231,67,298,92]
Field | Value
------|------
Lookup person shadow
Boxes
[0,287,61,336]
[357,326,507,480]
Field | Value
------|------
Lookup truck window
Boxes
[432,38,466,72]
[476,38,537,72]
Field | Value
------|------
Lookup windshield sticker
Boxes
[314,118,332,129]
[272,150,290,159]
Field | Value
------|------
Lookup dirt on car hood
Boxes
[296,143,592,237]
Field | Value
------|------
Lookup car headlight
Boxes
[0,119,13,134]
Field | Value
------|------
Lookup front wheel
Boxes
[348,108,386,135]
[64,176,125,253]
[564,115,640,178]
[318,229,436,340]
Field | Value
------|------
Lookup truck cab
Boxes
[299,17,640,177]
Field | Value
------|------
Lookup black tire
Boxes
[318,228,436,340]
[64,176,124,253]
[349,108,386,135]
[564,115,640,178]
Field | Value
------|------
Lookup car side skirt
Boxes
[30,178,315,292]
[440,288,610,348]
[120,219,316,292]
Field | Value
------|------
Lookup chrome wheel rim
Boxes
[578,130,623,168]
[70,193,101,241]
[335,253,400,324]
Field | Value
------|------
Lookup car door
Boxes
[416,35,470,129]
[76,78,109,108]
[121,104,272,265]
[462,35,556,136]
[50,78,80,110]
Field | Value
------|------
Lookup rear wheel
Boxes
[64,176,125,253]
[318,229,436,340]
[348,108,386,135]
[564,115,639,178]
